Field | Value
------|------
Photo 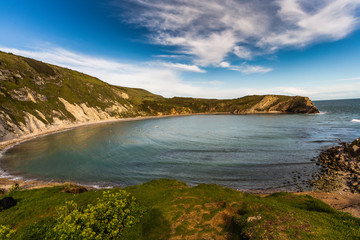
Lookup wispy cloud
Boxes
[219,61,273,74]
[1,46,359,100]
[159,62,206,73]
[339,76,360,81]
[117,0,360,66]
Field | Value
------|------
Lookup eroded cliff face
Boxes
[0,51,319,143]
[232,95,318,114]
[0,98,135,142]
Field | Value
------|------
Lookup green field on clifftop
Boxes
[1,179,359,239]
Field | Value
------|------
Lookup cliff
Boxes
[0,51,319,142]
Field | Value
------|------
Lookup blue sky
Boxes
[1,0,360,100]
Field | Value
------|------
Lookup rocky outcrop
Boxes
[232,95,319,114]
[313,138,360,193]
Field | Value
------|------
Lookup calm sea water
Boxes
[1,99,360,190]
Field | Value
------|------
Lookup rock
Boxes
[247,215,262,222]
[352,145,359,153]
[0,197,16,210]
[62,183,88,194]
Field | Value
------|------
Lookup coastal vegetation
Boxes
[0,51,318,142]
[0,179,359,239]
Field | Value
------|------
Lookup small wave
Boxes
[0,168,24,181]
[318,111,327,115]
[351,119,360,123]
[86,184,113,189]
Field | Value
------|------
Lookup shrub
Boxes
[21,218,56,240]
[8,183,20,193]
[0,225,15,239]
[51,190,146,239]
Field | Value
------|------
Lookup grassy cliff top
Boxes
[1,179,359,239]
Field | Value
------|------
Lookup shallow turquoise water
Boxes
[1,99,360,190]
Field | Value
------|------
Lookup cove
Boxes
[1,99,360,190]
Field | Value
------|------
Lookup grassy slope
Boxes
[1,179,359,239]
[0,52,161,126]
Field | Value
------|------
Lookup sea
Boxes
[1,98,359,191]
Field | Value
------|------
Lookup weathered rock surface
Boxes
[313,138,360,193]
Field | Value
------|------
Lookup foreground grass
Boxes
[1,179,359,239]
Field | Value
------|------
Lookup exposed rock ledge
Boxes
[0,99,125,143]
[312,137,360,193]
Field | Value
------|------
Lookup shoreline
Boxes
[0,114,193,152]
[0,110,318,152]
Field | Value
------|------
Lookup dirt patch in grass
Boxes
[295,191,360,218]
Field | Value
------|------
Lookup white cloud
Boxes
[159,62,205,73]
[233,46,253,60]
[219,62,273,74]
[260,0,360,47]
[219,61,230,68]
[229,64,273,74]
[118,0,360,65]
[1,46,359,100]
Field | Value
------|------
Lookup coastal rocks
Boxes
[0,197,16,210]
[58,97,125,122]
[270,96,319,114]
[0,69,11,81]
[243,95,280,114]
[9,87,37,103]
[247,215,262,222]
[314,138,360,193]
[62,183,88,194]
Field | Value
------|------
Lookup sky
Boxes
[1,0,360,100]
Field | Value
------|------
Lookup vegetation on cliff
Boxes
[0,179,359,239]
[0,51,318,141]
